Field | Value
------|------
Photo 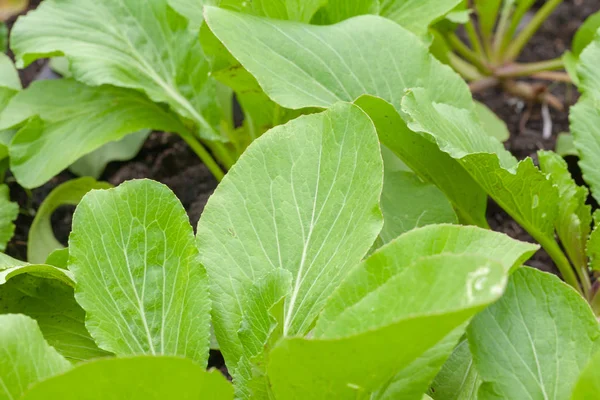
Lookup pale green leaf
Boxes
[474,101,509,142]
[473,0,501,38]
[168,0,216,26]
[204,8,471,110]
[69,180,211,364]
[556,133,578,157]
[268,252,508,399]
[468,267,600,400]
[538,151,592,276]
[572,11,600,57]
[311,0,378,24]
[429,339,480,400]
[220,0,326,22]
[28,177,112,264]
[21,356,234,400]
[317,224,538,333]
[0,273,110,362]
[0,53,21,112]
[69,130,150,179]
[588,221,600,271]
[45,248,69,269]
[0,79,188,188]
[570,95,600,204]
[380,169,458,243]
[357,96,488,228]
[379,0,462,36]
[11,0,221,140]
[0,184,17,251]
[0,314,71,400]
[571,350,600,399]
[196,103,383,393]
[0,252,74,287]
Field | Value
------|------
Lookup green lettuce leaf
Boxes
[69,180,211,365]
[21,356,233,400]
[268,251,508,399]
[220,0,326,22]
[0,314,71,400]
[0,184,18,251]
[570,95,600,204]
[379,0,462,36]
[11,0,222,140]
[428,339,480,400]
[571,350,600,399]
[0,79,189,188]
[28,177,112,264]
[196,102,383,395]
[468,267,600,399]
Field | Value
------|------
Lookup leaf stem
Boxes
[503,0,563,61]
[538,235,583,295]
[492,1,514,62]
[464,19,485,60]
[447,33,491,74]
[495,58,564,78]
[179,132,225,181]
[447,53,484,81]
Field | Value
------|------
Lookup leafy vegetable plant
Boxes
[2,0,600,399]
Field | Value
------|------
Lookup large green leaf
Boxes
[69,180,211,365]
[69,130,150,179]
[168,0,216,26]
[468,267,600,399]
[571,350,600,399]
[428,339,480,400]
[538,151,592,280]
[204,8,471,110]
[0,252,74,286]
[220,0,326,22]
[0,79,188,188]
[28,177,112,264]
[21,356,233,400]
[196,103,383,394]
[0,53,20,110]
[315,225,537,399]
[0,314,71,400]
[11,0,221,140]
[0,184,17,251]
[311,0,378,24]
[267,251,508,399]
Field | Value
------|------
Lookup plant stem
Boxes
[495,58,564,78]
[447,34,491,74]
[492,1,514,62]
[504,0,563,61]
[464,19,485,59]
[538,236,583,295]
[531,71,572,83]
[469,77,499,93]
[447,53,484,81]
[179,132,225,181]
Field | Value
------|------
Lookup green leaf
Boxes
[0,252,74,287]
[220,0,326,22]
[28,177,112,264]
[0,79,188,188]
[0,273,110,362]
[0,53,21,110]
[473,0,502,38]
[570,96,600,204]
[267,251,508,399]
[538,151,592,277]
[474,101,509,142]
[571,350,600,399]
[572,11,600,57]
[196,103,383,392]
[311,0,378,24]
[69,130,150,179]
[0,314,71,400]
[556,133,578,157]
[168,0,216,26]
[307,224,535,399]
[379,0,462,36]
[11,0,221,140]
[429,339,480,400]
[0,184,17,251]
[468,267,600,400]
[356,96,488,228]
[380,169,457,243]
[203,9,489,227]
[204,8,472,110]
[69,179,211,364]
[588,220,600,271]
[21,356,234,400]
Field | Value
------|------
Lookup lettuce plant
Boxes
[0,102,598,399]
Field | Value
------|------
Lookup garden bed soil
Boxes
[3,0,599,369]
